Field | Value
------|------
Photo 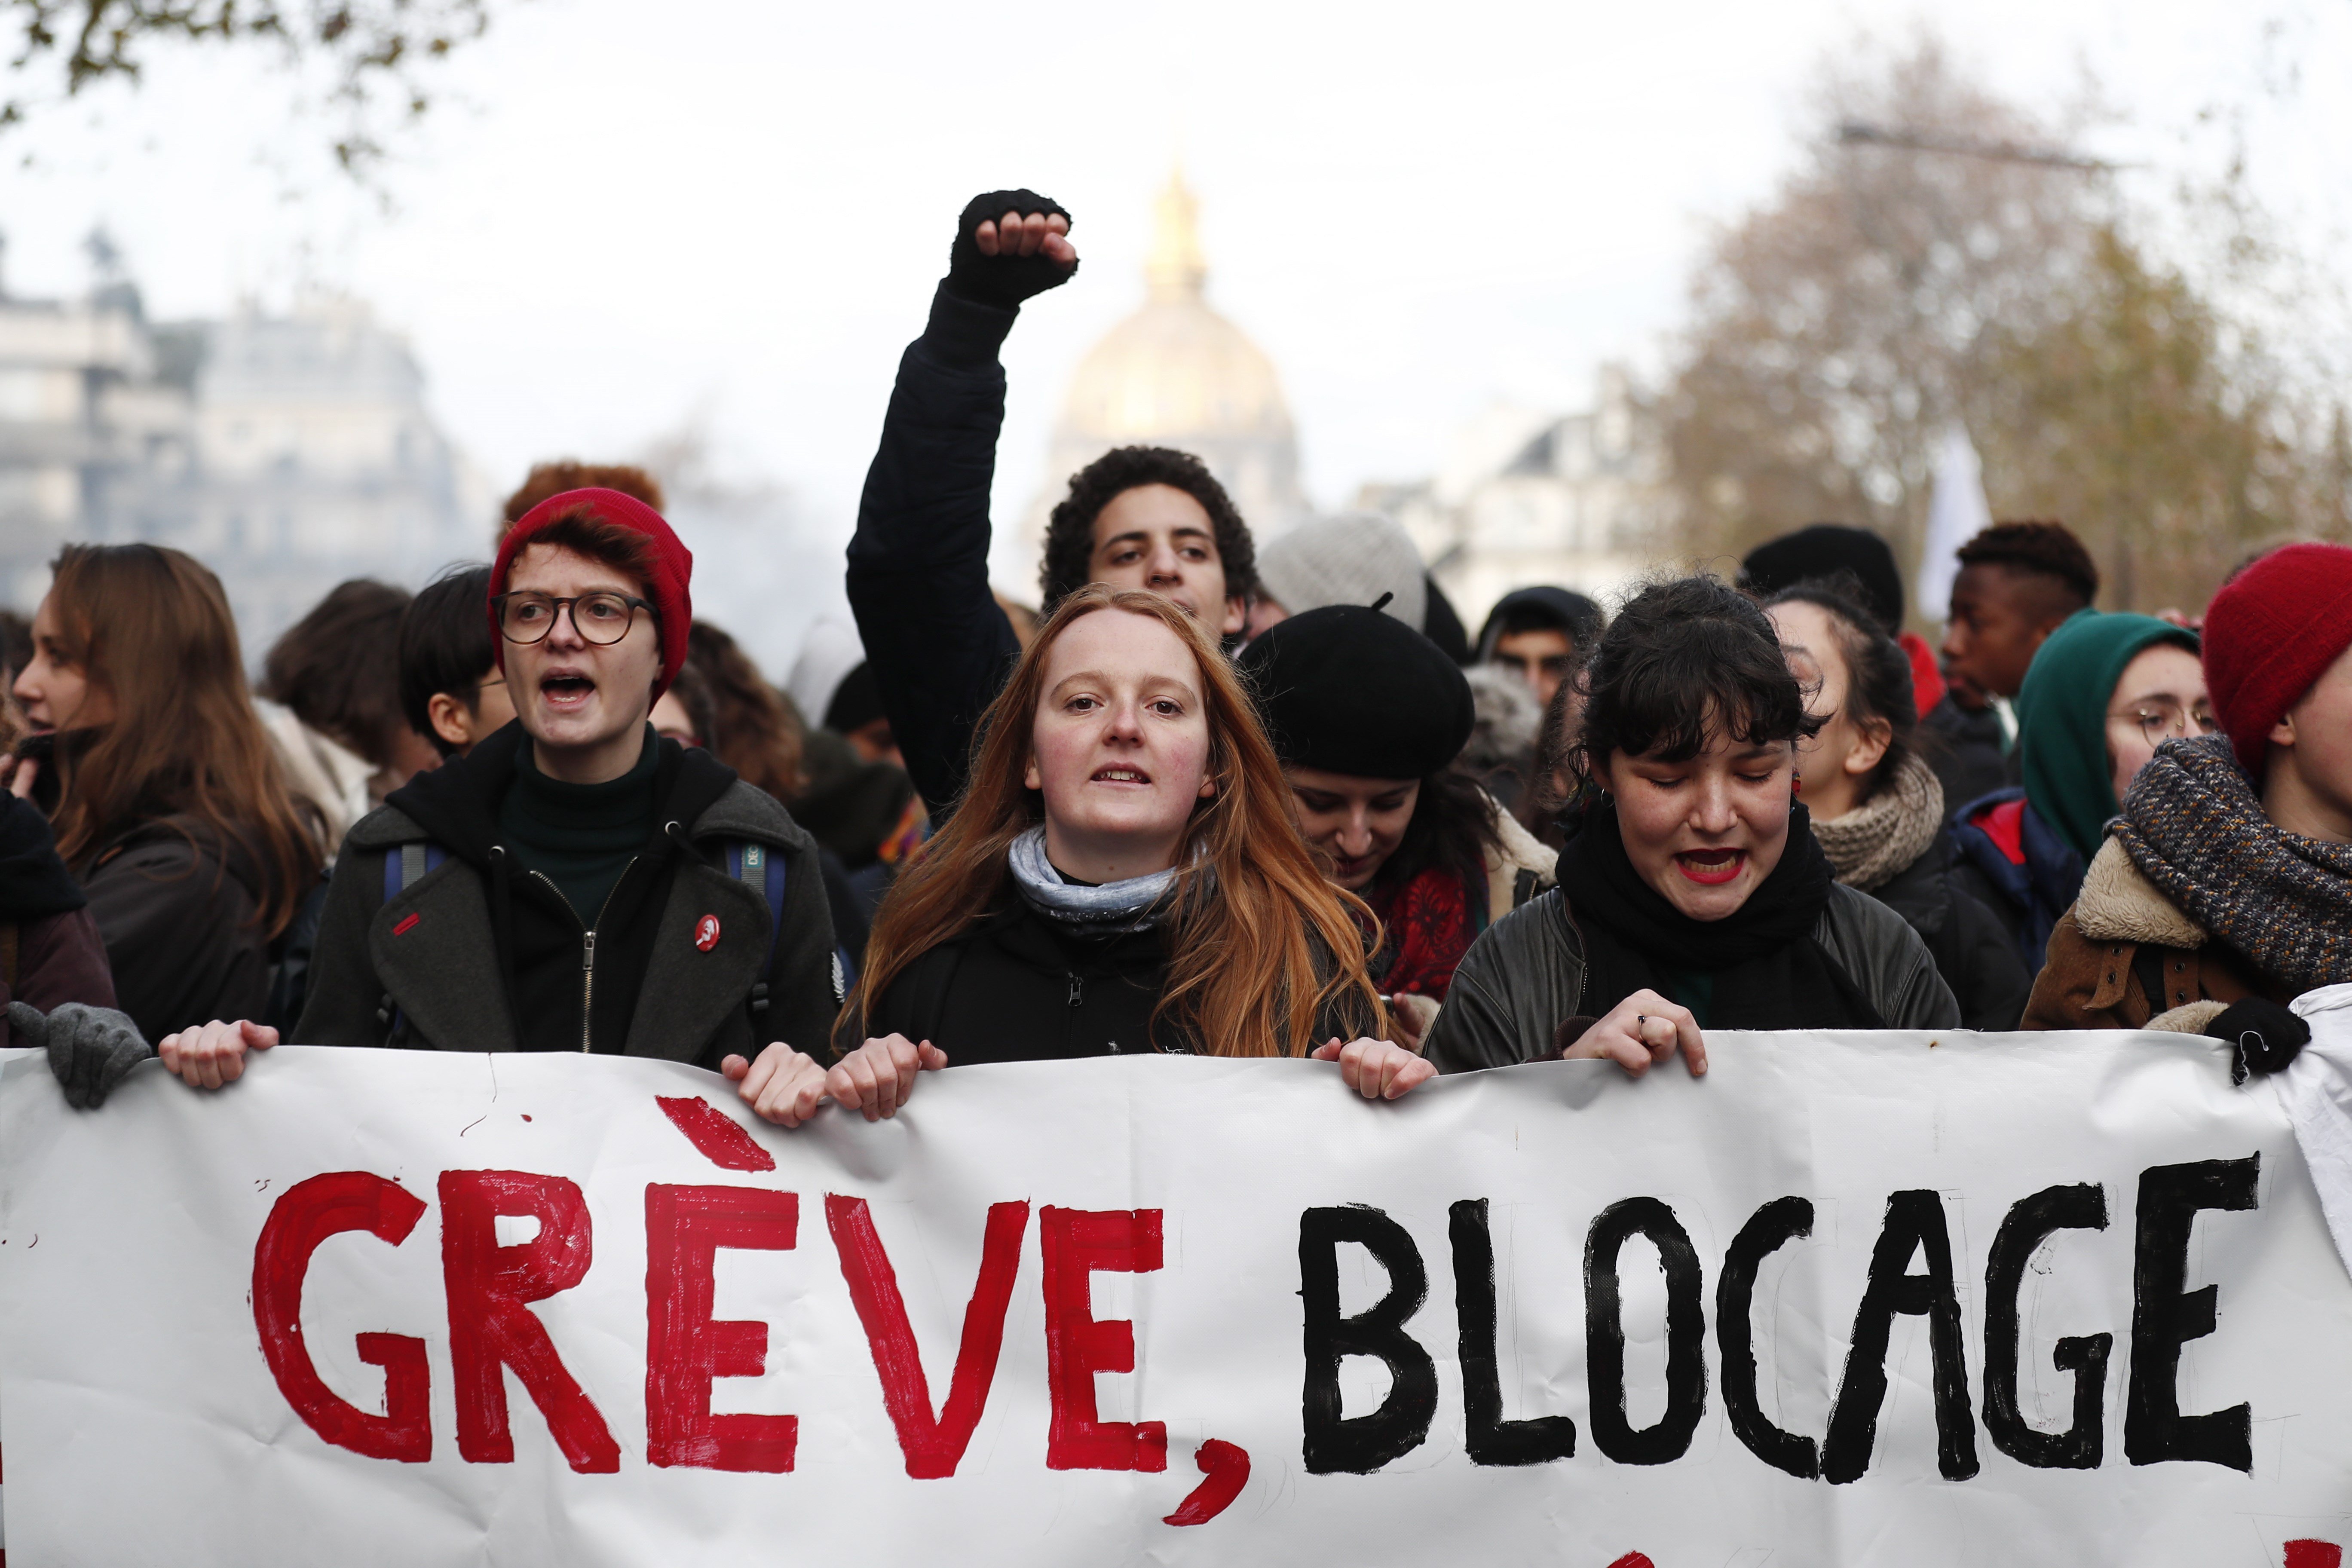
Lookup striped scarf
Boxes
[2112,735,2352,992]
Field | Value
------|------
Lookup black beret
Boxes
[1238,601,1475,780]
[1740,524,1905,635]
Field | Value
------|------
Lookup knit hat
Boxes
[491,487,693,696]
[1254,512,1427,630]
[2202,542,2352,776]
[2016,609,2199,862]
[1740,524,1905,635]
[1238,600,1474,780]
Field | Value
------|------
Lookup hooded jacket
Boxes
[294,724,838,1067]
[1945,788,2086,978]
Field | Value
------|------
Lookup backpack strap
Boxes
[383,841,448,902]
[729,840,790,1017]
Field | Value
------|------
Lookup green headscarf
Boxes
[2016,609,2201,862]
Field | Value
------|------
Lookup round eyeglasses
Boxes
[491,591,655,647]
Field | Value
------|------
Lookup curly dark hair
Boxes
[1954,520,2099,607]
[1570,574,1819,790]
[1039,446,1258,612]
[1759,574,1919,805]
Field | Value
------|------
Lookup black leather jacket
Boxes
[1424,883,1961,1074]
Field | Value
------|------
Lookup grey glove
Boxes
[16,1001,153,1110]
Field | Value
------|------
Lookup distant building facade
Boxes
[1025,171,1307,585]
[0,242,482,655]
[1357,367,1670,629]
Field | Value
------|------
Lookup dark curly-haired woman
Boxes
[1424,575,1959,1077]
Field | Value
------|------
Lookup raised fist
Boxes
[944,188,1079,310]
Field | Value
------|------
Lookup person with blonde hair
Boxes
[727,585,1429,1125]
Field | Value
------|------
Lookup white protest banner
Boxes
[1,1031,2348,1566]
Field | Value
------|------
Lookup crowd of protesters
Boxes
[9,186,2349,1121]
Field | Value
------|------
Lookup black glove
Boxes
[17,1000,153,1109]
[944,189,1078,310]
[2210,996,2310,1085]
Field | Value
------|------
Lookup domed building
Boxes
[1029,171,1306,557]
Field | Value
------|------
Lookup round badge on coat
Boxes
[694,914,721,952]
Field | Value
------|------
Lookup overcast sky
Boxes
[0,0,2343,641]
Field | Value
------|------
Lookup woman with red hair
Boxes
[727,585,1429,1124]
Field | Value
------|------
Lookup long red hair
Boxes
[842,586,1383,1058]
[44,544,323,936]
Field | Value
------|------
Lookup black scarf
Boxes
[1556,799,1883,1029]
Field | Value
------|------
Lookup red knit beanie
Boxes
[2202,541,2352,776]
[490,487,694,696]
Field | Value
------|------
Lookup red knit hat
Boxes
[2202,541,2352,775]
[490,487,694,696]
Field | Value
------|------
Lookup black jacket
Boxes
[78,817,276,1043]
[1920,695,2013,826]
[1866,839,2033,1030]
[1424,883,1960,1074]
[845,286,1027,814]
[295,724,839,1068]
[851,891,1372,1065]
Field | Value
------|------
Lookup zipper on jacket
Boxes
[1066,971,1084,1008]
[580,929,597,1052]
[525,862,635,1055]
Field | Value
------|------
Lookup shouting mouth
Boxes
[1674,848,1748,886]
[540,672,598,713]
[1091,766,1153,787]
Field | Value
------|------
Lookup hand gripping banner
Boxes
[1,1026,2349,1566]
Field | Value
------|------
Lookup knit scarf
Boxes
[1557,799,1883,1030]
[2111,735,2352,992]
[1810,752,1945,893]
[1007,827,1179,935]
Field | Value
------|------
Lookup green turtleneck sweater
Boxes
[498,727,660,927]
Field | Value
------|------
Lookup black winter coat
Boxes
[1920,695,2013,827]
[1866,839,2033,1030]
[851,892,1372,1065]
[845,286,1026,814]
[77,817,277,1043]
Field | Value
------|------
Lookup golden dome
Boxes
[1056,170,1297,448]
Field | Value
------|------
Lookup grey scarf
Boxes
[1007,826,1178,935]
[1810,752,1945,893]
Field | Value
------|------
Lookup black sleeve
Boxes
[291,845,393,1048]
[845,284,1027,814]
